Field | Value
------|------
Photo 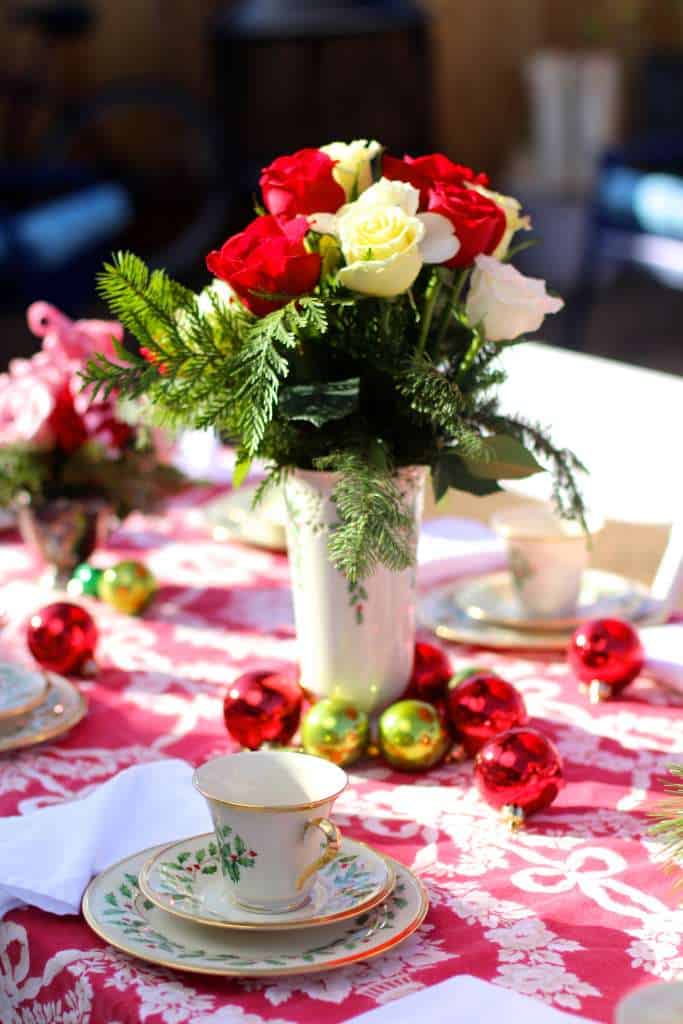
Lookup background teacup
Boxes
[491,503,601,620]
[193,750,346,914]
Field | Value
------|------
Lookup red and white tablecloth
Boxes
[1,490,682,1024]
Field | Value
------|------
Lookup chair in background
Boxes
[568,52,683,348]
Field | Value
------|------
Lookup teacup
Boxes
[491,503,601,620]
[193,750,347,913]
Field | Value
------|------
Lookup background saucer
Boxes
[455,568,648,632]
[204,484,287,551]
[0,672,86,752]
[0,662,49,721]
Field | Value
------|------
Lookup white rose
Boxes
[310,178,458,298]
[465,254,563,341]
[320,139,381,199]
[469,183,532,260]
[196,278,235,317]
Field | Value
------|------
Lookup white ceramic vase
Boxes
[284,467,426,714]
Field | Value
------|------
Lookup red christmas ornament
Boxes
[446,671,527,756]
[27,601,98,675]
[407,642,453,703]
[568,617,644,703]
[475,726,564,829]
[223,669,303,749]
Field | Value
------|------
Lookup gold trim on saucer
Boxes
[0,673,87,753]
[81,845,428,979]
[0,667,49,722]
[138,834,396,932]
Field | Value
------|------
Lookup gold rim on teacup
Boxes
[192,751,348,812]
[490,503,604,543]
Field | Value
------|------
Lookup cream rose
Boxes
[469,184,531,259]
[320,139,381,199]
[465,254,563,341]
[310,178,458,298]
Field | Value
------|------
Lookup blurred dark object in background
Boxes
[212,0,433,196]
[0,1,227,317]
[568,51,683,348]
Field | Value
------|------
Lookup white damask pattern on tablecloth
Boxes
[1,495,683,1024]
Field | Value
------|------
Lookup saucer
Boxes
[139,834,394,930]
[0,672,86,752]
[0,662,49,722]
[419,580,663,651]
[83,843,427,978]
[454,569,648,632]
[204,484,287,551]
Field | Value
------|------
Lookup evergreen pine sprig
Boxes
[650,765,683,875]
[472,408,588,529]
[315,451,416,583]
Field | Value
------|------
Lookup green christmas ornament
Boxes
[67,563,103,599]
[301,698,369,767]
[378,699,451,772]
[99,560,156,615]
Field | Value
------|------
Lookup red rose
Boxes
[81,402,133,456]
[260,148,345,218]
[427,183,506,268]
[383,153,489,207]
[48,382,87,454]
[206,215,321,317]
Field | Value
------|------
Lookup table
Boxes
[1,482,683,1024]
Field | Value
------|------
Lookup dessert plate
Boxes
[454,569,648,632]
[0,672,86,752]
[0,661,49,721]
[83,845,428,978]
[139,834,394,930]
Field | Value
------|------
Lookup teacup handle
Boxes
[296,817,342,891]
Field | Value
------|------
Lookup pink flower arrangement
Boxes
[0,301,186,519]
[0,302,131,456]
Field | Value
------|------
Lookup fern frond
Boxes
[472,408,588,527]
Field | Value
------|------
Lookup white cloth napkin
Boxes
[0,759,211,919]
[348,975,597,1024]
[417,517,507,588]
[642,623,683,694]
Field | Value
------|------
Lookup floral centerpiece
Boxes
[1,302,183,584]
[85,140,585,711]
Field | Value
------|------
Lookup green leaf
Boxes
[432,453,503,502]
[280,378,360,428]
[463,434,544,480]
[232,456,252,489]
[201,864,218,874]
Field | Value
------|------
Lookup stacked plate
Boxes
[419,568,662,650]
[204,484,287,552]
[0,661,86,753]
[83,833,428,977]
